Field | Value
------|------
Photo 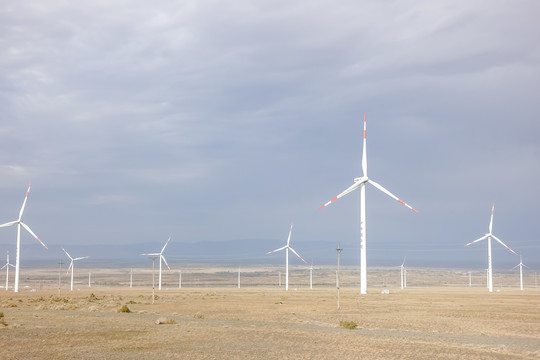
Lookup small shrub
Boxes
[339,320,358,330]
[126,300,137,304]
[118,305,131,313]
[88,293,99,302]
[0,312,6,327]
[194,312,205,319]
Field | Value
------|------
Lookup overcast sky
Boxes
[1,1,539,269]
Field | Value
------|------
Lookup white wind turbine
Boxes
[398,257,406,290]
[0,183,48,292]
[62,248,89,291]
[141,237,171,291]
[1,251,15,291]
[319,114,418,294]
[266,223,307,291]
[464,203,517,293]
[513,255,529,291]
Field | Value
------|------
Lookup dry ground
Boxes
[1,284,539,359]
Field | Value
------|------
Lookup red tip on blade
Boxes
[38,238,48,250]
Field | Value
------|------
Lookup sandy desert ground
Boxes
[1,267,539,359]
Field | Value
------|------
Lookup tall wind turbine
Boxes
[266,223,307,291]
[319,114,418,294]
[62,248,89,291]
[1,251,15,291]
[513,255,529,291]
[464,203,517,292]
[0,183,48,292]
[141,237,171,291]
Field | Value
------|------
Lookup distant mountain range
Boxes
[0,238,522,269]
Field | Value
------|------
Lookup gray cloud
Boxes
[0,0,539,269]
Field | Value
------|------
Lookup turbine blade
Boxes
[161,236,171,254]
[464,234,489,247]
[73,256,89,261]
[368,180,418,213]
[21,222,48,249]
[0,264,7,270]
[62,247,73,260]
[401,256,406,266]
[489,203,495,234]
[0,220,18,228]
[362,113,367,177]
[18,183,32,221]
[161,255,171,270]
[319,181,361,210]
[512,264,520,269]
[141,253,159,256]
[289,247,307,263]
[491,235,518,255]
[287,223,293,246]
[266,246,287,254]
[66,261,73,275]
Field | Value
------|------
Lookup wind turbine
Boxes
[513,255,529,291]
[398,257,406,290]
[464,203,517,293]
[319,114,418,294]
[266,223,307,291]
[0,183,48,292]
[1,251,15,291]
[141,237,171,291]
[62,248,89,291]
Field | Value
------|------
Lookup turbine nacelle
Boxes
[354,177,368,183]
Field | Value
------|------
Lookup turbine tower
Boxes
[0,183,48,292]
[319,114,418,294]
[62,248,89,291]
[266,223,307,291]
[513,255,529,291]
[398,257,406,290]
[464,203,517,292]
[1,251,15,291]
[141,237,171,290]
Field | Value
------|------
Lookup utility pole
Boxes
[238,267,241,289]
[146,255,158,304]
[337,244,342,310]
[469,271,472,287]
[179,270,182,289]
[57,260,64,297]
[130,268,133,288]
[278,271,281,287]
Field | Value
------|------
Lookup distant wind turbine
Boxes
[62,248,89,291]
[464,203,517,292]
[0,183,48,292]
[398,257,406,290]
[309,261,313,290]
[266,223,307,291]
[319,114,418,294]
[1,251,15,291]
[141,237,171,291]
[513,255,529,291]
